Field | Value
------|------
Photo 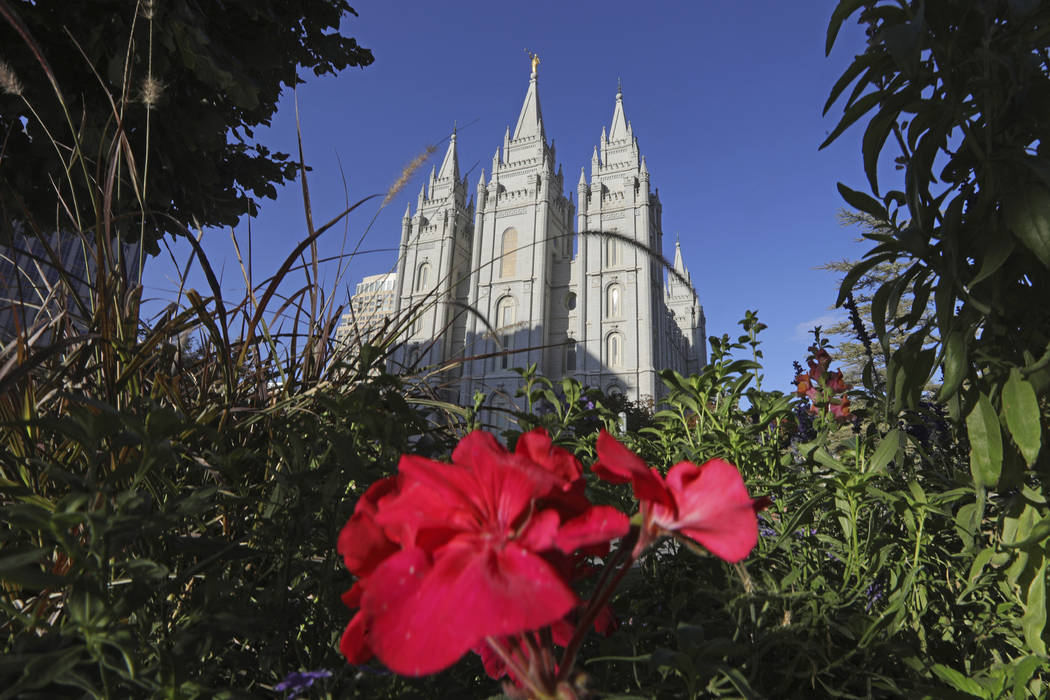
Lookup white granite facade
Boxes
[389,66,705,410]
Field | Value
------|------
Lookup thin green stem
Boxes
[556,527,641,685]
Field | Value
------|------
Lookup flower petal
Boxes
[515,428,582,482]
[365,541,576,676]
[661,459,760,563]
[555,505,629,554]
[593,431,673,508]
[340,610,373,665]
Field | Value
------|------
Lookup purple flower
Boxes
[275,670,331,698]
[865,582,885,612]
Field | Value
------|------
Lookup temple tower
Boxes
[460,58,574,405]
[393,129,473,373]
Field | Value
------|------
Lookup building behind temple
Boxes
[335,272,397,348]
[345,62,706,410]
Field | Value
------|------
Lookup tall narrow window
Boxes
[606,238,621,266]
[496,296,516,370]
[606,284,621,318]
[501,228,518,278]
[607,333,623,368]
[565,338,577,372]
[415,262,429,292]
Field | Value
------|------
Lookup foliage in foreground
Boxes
[2,0,1050,697]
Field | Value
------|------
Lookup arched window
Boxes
[496,296,516,370]
[606,237,621,266]
[500,228,518,278]
[565,292,577,311]
[496,296,516,329]
[415,262,429,292]
[565,337,577,372]
[606,284,621,318]
[607,332,623,368]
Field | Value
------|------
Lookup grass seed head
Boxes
[382,145,436,207]
[0,59,24,97]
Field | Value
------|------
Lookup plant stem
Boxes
[555,527,641,684]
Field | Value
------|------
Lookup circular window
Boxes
[565,292,577,310]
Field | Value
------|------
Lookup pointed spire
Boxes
[601,125,607,143]
[578,167,587,188]
[403,202,411,219]
[512,66,545,140]
[437,127,459,180]
[478,168,486,187]
[673,237,689,279]
[640,156,648,176]
[609,80,629,141]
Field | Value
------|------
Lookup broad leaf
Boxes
[1005,184,1050,268]
[1003,369,1042,466]
[966,393,1002,489]
[836,182,888,220]
[1022,557,1048,656]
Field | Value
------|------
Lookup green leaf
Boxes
[1005,184,1050,268]
[1002,369,1042,466]
[1011,655,1046,699]
[836,182,888,220]
[970,230,1015,287]
[931,663,986,697]
[863,99,905,197]
[1021,557,1047,656]
[938,330,969,402]
[826,0,870,56]
[821,91,884,150]
[966,393,1003,489]
[868,429,902,472]
[836,251,896,306]
[1001,517,1050,549]
[824,54,873,115]
[965,548,994,590]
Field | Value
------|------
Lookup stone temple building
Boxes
[381,60,706,411]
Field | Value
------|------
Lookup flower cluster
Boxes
[795,345,853,422]
[337,428,766,698]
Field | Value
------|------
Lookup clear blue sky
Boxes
[150,0,889,392]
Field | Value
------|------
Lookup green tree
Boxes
[0,0,373,252]
[819,211,935,390]
[825,0,1050,670]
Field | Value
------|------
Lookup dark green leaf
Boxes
[1005,184,1050,268]
[868,429,902,472]
[1003,369,1041,466]
[966,393,1003,489]
[863,99,905,197]
[1021,558,1047,656]
[826,0,870,56]
[821,91,884,150]
[931,663,986,697]
[938,330,969,402]
[837,182,888,220]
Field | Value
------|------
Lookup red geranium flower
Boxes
[338,429,628,676]
[592,431,766,562]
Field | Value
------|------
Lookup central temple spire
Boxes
[608,80,629,141]
[512,53,545,140]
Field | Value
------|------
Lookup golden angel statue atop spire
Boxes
[524,49,540,76]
